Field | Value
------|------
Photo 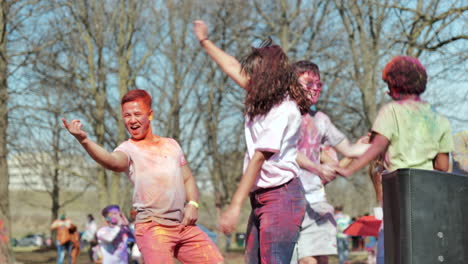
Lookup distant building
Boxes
[8,152,98,191]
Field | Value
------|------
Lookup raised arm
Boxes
[62,118,128,172]
[193,20,249,89]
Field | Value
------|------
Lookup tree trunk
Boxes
[50,167,60,239]
[0,1,14,262]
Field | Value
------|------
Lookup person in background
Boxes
[91,234,103,264]
[81,214,98,261]
[334,206,351,264]
[69,224,80,264]
[50,214,73,264]
[96,205,133,264]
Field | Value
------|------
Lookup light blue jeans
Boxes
[377,228,384,264]
[56,240,72,264]
[337,237,349,264]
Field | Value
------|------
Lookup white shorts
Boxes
[291,202,337,263]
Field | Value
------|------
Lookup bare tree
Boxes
[330,0,467,129]
[192,1,251,212]
[325,0,467,216]
[390,0,468,131]
[0,0,43,261]
[251,0,333,54]
[144,0,230,172]
[332,0,391,127]
[30,0,160,209]
[9,77,95,237]
[0,0,12,261]
[389,0,467,57]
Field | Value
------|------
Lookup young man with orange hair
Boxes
[63,89,223,264]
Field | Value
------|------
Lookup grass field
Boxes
[10,190,371,263]
[13,246,370,264]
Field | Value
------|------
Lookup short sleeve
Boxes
[169,138,188,167]
[254,105,290,153]
[180,153,187,167]
[114,142,131,167]
[372,103,396,141]
[113,142,134,179]
[317,112,346,146]
[438,117,454,153]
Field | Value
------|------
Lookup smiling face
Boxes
[122,99,153,141]
[298,71,322,105]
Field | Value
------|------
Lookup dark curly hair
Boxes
[382,56,427,95]
[240,38,309,120]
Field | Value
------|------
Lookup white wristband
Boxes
[188,200,199,208]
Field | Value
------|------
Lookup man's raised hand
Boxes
[193,20,208,41]
[62,118,88,144]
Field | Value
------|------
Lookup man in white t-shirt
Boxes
[292,61,369,264]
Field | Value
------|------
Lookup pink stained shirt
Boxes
[114,137,187,225]
[297,111,345,204]
[244,98,302,190]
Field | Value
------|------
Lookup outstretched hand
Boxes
[62,118,88,144]
[193,20,208,41]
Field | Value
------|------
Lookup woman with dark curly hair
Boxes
[337,56,454,264]
[194,20,308,263]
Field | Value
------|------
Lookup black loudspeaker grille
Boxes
[382,169,468,264]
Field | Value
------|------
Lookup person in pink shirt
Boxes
[63,89,223,264]
[194,20,310,263]
[292,61,370,264]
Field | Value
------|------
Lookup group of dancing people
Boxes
[62,19,453,264]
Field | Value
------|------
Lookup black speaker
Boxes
[382,169,468,264]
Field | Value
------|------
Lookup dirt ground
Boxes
[13,247,369,264]
[13,247,246,264]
